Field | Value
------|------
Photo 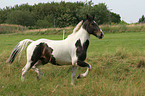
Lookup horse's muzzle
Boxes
[99,32,104,39]
[96,30,104,39]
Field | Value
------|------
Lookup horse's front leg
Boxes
[77,60,91,79]
[71,66,78,85]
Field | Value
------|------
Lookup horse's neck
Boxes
[65,27,90,45]
[75,27,90,42]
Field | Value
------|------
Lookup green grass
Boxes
[0,32,145,96]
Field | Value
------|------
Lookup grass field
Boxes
[0,32,145,96]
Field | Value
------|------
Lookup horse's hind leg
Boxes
[77,60,91,79]
[32,66,43,80]
[32,61,43,80]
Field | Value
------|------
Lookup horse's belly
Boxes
[56,59,72,65]
[54,56,72,65]
[52,52,72,65]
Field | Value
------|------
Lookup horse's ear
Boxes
[93,15,95,20]
[86,14,89,20]
[86,14,91,21]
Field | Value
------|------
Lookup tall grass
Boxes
[0,48,145,96]
[0,23,145,35]
[101,24,145,33]
[0,32,145,95]
[22,24,145,35]
[0,24,28,34]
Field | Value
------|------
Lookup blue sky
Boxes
[0,0,145,23]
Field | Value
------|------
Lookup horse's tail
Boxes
[6,39,33,63]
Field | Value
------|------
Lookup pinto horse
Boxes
[6,15,104,85]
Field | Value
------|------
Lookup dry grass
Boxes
[100,24,145,33]
[0,24,27,34]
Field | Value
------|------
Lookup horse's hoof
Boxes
[71,82,74,85]
[21,76,25,82]
[37,76,40,80]
[37,72,43,80]
[77,75,81,79]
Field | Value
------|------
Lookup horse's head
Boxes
[83,15,104,39]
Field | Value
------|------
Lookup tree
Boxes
[93,3,110,24]
[35,20,49,28]
[0,1,121,27]
[0,7,11,24]
[139,15,145,23]
[6,10,35,26]
[110,12,121,23]
[76,2,93,22]
[76,3,110,24]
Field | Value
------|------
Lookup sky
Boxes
[0,0,145,23]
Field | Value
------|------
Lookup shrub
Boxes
[6,10,35,26]
[35,20,50,28]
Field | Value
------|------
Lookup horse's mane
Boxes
[73,20,83,34]
[67,20,83,38]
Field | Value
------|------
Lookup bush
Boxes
[35,20,50,28]
[6,10,35,26]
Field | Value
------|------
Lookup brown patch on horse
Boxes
[31,43,53,67]
[40,43,53,64]
[75,39,89,61]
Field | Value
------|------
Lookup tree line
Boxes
[139,15,145,23]
[0,1,121,28]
